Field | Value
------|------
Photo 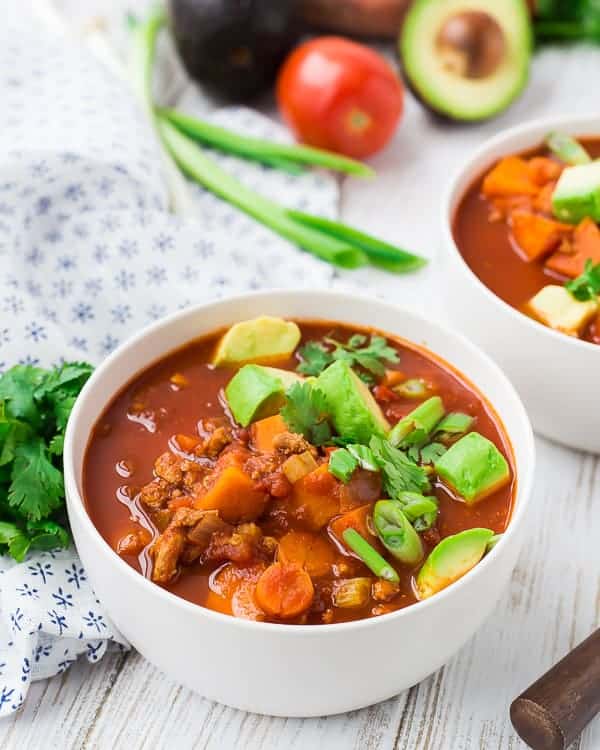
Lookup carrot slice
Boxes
[194,465,268,522]
[255,562,314,618]
[482,157,539,198]
[546,218,600,278]
[278,531,336,577]
[510,211,572,261]
[251,414,287,452]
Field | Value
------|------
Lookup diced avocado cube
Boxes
[526,285,598,337]
[388,396,445,447]
[225,365,302,427]
[434,432,510,504]
[552,161,600,224]
[415,528,494,600]
[213,316,301,367]
[316,360,390,444]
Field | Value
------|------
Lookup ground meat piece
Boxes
[139,478,172,511]
[204,522,264,565]
[244,453,291,498]
[150,526,186,584]
[154,452,183,484]
[187,511,231,546]
[422,527,441,547]
[193,422,233,459]
[272,431,315,457]
[152,508,174,533]
[372,579,400,602]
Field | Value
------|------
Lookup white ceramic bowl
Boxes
[442,114,600,454]
[64,290,534,717]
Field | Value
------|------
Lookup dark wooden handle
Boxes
[510,629,600,750]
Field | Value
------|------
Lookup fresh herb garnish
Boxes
[0,362,93,561]
[346,443,379,472]
[418,442,448,465]
[328,448,358,483]
[534,1,600,44]
[565,259,600,302]
[369,436,430,496]
[280,381,333,446]
[297,333,399,380]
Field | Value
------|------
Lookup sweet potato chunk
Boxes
[510,211,572,261]
[251,414,288,452]
[527,157,563,186]
[534,181,557,214]
[255,562,314,619]
[194,466,268,523]
[546,218,600,278]
[278,531,335,577]
[290,464,339,530]
[482,157,539,198]
[329,504,375,544]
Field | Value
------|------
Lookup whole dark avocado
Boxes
[168,0,301,101]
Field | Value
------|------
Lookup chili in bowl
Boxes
[442,115,600,453]
[64,290,534,716]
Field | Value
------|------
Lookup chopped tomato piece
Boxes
[290,464,340,530]
[251,414,288,453]
[510,211,572,261]
[546,218,600,278]
[482,157,539,198]
[527,156,563,186]
[255,562,314,618]
[278,531,336,577]
[194,465,268,522]
[373,384,397,403]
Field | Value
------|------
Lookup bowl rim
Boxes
[64,288,535,637]
[441,112,600,355]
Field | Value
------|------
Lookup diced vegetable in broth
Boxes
[83,318,514,625]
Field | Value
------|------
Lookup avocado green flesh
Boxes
[316,360,390,444]
[400,0,531,121]
[416,528,494,599]
[225,364,301,427]
[552,161,600,224]
[434,432,510,505]
[213,316,301,367]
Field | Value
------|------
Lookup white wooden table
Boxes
[2,3,599,748]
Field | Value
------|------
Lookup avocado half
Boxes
[399,0,532,121]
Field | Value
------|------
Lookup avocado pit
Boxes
[436,11,506,80]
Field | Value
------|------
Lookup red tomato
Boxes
[276,37,403,159]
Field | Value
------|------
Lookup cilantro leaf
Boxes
[296,341,334,376]
[369,436,431,496]
[420,442,448,465]
[8,438,65,521]
[280,382,333,446]
[328,448,358,483]
[0,366,47,428]
[296,333,399,380]
[566,259,600,302]
[26,519,70,551]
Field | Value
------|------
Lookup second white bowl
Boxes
[442,114,600,454]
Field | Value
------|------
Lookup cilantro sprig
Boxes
[0,362,93,561]
[297,333,399,382]
[369,436,431,496]
[280,382,333,446]
[565,259,600,302]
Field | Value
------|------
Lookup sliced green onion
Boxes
[435,412,474,436]
[389,396,445,448]
[328,448,358,483]
[158,118,369,270]
[161,108,374,178]
[342,528,400,583]
[394,378,431,399]
[397,491,439,532]
[347,444,379,472]
[286,210,427,274]
[546,132,591,166]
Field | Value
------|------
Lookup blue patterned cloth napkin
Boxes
[0,6,379,715]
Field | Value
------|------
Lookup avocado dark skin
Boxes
[168,0,301,102]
